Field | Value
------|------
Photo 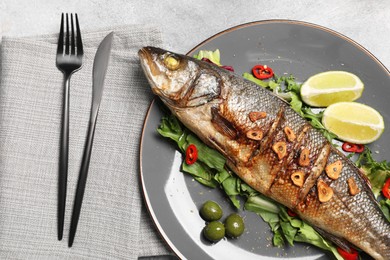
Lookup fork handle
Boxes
[68,104,100,247]
[58,75,70,241]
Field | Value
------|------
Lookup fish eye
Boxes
[164,54,180,70]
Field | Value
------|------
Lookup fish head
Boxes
[138,47,222,108]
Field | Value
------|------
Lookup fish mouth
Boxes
[138,47,152,75]
[138,47,159,90]
[138,47,174,106]
[138,47,150,60]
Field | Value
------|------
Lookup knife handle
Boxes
[68,107,99,247]
[58,76,70,241]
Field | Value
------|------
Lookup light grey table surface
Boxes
[1,0,389,69]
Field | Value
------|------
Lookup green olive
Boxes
[203,221,225,242]
[200,200,223,221]
[224,213,245,238]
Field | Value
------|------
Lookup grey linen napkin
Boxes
[0,25,171,259]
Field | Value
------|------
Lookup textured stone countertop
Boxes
[1,0,389,69]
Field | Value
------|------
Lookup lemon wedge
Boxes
[322,102,385,144]
[301,71,364,107]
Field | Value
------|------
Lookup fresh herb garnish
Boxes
[355,148,390,198]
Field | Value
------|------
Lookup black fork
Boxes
[56,13,83,241]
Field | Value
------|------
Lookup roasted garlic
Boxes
[291,171,305,187]
[246,129,263,141]
[272,141,287,160]
[284,126,296,142]
[248,111,267,122]
[325,160,343,180]
[317,180,333,203]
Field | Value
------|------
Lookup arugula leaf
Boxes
[242,72,269,88]
[193,49,221,66]
[244,194,280,214]
[186,134,226,171]
[182,161,214,183]
[301,107,337,142]
[260,211,284,247]
[380,199,390,221]
[356,148,390,198]
[221,176,241,207]
[157,114,183,143]
[214,168,231,183]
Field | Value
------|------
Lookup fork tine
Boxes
[65,13,70,55]
[75,14,84,56]
[70,14,76,55]
[57,13,64,55]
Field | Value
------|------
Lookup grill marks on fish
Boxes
[300,151,384,250]
[270,124,313,208]
[211,79,390,253]
[209,78,368,212]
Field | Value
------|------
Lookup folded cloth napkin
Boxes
[0,25,172,259]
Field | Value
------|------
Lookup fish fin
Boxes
[211,107,238,139]
[313,226,354,253]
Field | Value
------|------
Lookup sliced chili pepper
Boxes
[342,142,357,153]
[355,144,364,153]
[382,178,390,199]
[252,64,274,80]
[287,209,297,217]
[342,142,364,153]
[201,57,215,64]
[201,58,234,72]
[336,247,359,260]
[221,65,234,72]
[185,144,198,165]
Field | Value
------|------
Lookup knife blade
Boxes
[68,32,113,247]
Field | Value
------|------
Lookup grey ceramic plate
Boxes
[140,20,390,260]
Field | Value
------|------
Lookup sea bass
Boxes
[138,46,390,260]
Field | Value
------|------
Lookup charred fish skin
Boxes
[138,46,390,260]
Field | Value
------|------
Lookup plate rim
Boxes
[187,19,389,74]
[139,19,389,260]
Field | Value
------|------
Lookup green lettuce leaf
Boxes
[186,134,225,171]
[356,148,390,198]
[157,114,183,143]
[193,49,221,66]
[380,199,390,221]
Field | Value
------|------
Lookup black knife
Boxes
[68,32,113,247]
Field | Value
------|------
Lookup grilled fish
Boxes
[138,46,390,260]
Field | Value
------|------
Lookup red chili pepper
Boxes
[336,247,359,260]
[342,142,364,153]
[201,57,213,63]
[201,58,234,72]
[342,142,357,152]
[221,65,234,72]
[287,209,297,217]
[185,144,198,165]
[252,64,274,79]
[355,144,364,153]
[382,178,390,199]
